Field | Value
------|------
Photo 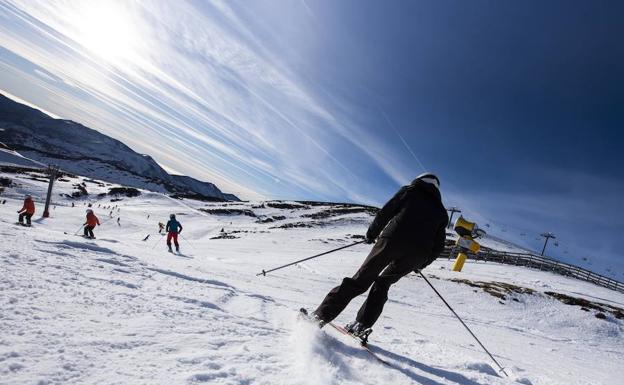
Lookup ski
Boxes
[298,309,392,367]
[64,234,97,240]
[326,322,392,367]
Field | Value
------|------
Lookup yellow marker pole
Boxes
[452,252,467,272]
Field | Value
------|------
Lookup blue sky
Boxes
[0,1,622,277]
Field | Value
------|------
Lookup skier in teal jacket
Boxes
[165,214,183,252]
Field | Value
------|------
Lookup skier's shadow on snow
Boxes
[325,338,445,385]
[370,345,491,385]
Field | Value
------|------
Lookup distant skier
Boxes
[17,194,35,226]
[158,222,165,234]
[309,173,448,342]
[83,209,100,239]
[166,214,183,252]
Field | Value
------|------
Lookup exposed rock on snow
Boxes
[543,291,624,319]
[199,208,256,217]
[107,187,141,198]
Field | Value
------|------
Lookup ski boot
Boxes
[345,321,373,345]
[167,246,173,253]
[299,308,326,328]
[176,246,180,252]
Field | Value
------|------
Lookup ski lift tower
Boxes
[540,232,556,256]
[446,207,461,229]
[42,165,60,218]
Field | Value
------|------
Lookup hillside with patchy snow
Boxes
[1,167,623,385]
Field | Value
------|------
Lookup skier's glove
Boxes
[364,235,375,244]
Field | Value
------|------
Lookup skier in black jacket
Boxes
[312,173,448,340]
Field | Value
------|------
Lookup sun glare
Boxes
[69,2,141,65]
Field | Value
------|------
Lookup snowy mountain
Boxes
[1,167,622,385]
[0,147,45,169]
[0,92,238,201]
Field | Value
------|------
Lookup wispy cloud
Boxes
[0,0,417,202]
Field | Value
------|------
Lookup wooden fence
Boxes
[440,247,623,294]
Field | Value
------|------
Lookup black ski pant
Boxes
[84,225,95,238]
[314,237,419,328]
[18,213,32,225]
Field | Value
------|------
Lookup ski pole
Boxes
[256,240,365,276]
[74,224,85,235]
[178,233,197,251]
[418,271,509,377]
[151,234,165,249]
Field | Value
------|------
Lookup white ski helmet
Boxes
[413,172,440,189]
[86,209,93,214]
[25,194,32,199]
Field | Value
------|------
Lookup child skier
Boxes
[165,214,183,252]
[84,209,100,239]
[17,194,35,226]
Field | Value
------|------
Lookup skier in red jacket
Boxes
[17,194,35,226]
[84,209,100,239]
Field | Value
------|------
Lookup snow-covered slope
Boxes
[0,93,237,201]
[1,170,622,385]
[0,147,45,169]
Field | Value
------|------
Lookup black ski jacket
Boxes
[366,180,448,265]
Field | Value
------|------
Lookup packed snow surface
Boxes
[1,170,622,385]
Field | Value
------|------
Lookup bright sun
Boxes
[70,2,141,65]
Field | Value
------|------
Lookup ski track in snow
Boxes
[0,170,623,385]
